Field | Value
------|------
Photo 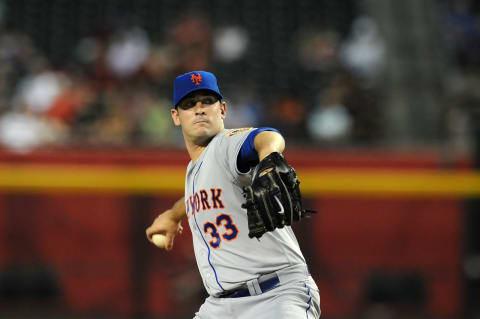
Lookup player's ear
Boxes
[171,108,181,126]
[220,101,227,120]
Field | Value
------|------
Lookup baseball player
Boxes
[146,71,320,318]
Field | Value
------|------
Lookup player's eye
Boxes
[202,97,217,105]
[180,100,195,109]
[179,96,217,109]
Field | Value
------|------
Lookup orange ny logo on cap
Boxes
[190,73,203,86]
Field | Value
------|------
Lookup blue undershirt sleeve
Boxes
[237,127,281,173]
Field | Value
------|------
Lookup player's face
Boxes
[171,91,226,146]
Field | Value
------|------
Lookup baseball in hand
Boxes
[152,234,167,248]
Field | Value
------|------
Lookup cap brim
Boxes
[175,89,223,108]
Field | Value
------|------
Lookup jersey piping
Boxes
[191,160,225,292]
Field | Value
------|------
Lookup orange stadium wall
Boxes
[0,148,471,318]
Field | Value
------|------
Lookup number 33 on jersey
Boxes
[186,188,239,249]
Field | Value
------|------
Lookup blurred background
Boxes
[0,0,478,318]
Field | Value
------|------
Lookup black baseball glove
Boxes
[241,152,315,239]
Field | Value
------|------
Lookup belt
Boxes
[219,273,280,298]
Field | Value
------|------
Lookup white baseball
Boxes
[152,234,167,248]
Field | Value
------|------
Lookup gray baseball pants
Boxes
[194,273,320,319]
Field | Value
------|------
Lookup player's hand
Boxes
[146,210,184,251]
[242,152,316,239]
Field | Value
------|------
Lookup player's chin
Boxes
[192,126,210,135]
[188,126,207,135]
[193,123,214,133]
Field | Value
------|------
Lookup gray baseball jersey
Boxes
[184,128,308,297]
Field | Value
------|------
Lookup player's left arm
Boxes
[241,129,315,239]
[253,131,285,161]
[236,127,283,173]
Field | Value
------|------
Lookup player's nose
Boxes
[194,101,206,114]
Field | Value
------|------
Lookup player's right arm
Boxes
[146,196,186,251]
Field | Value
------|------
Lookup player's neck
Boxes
[183,127,223,162]
[186,142,207,162]
[184,134,216,161]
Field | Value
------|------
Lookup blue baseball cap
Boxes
[173,71,223,107]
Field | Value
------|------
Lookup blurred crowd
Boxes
[442,0,480,157]
[0,0,478,153]
[0,5,387,152]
